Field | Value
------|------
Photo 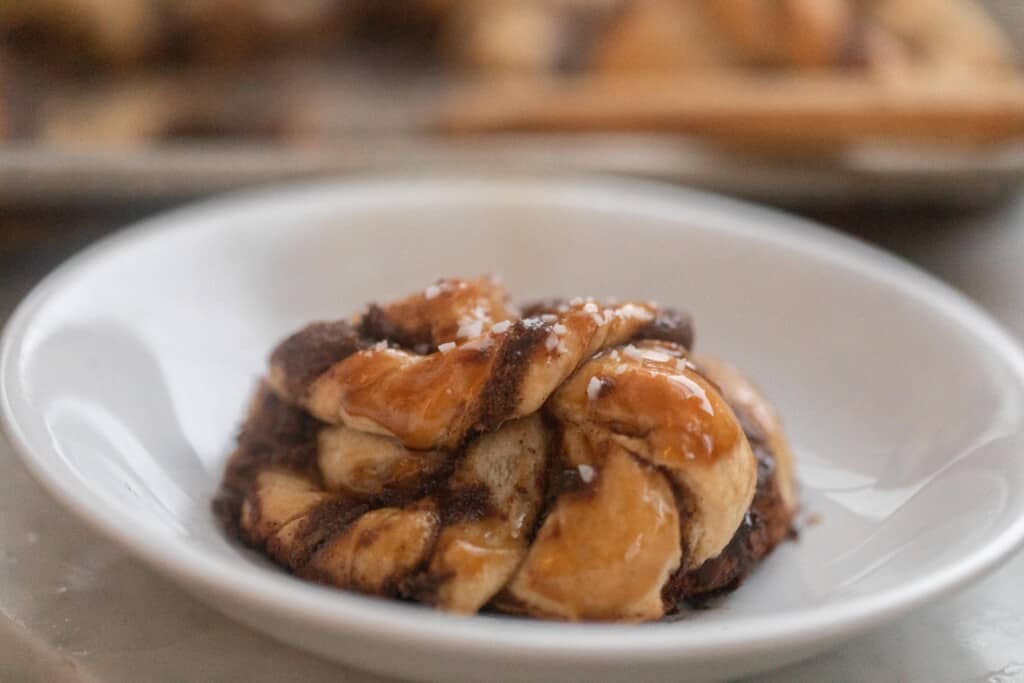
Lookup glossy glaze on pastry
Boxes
[216,276,797,622]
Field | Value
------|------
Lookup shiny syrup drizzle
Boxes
[329,300,661,449]
[573,341,740,465]
[330,344,494,449]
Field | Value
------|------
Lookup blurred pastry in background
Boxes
[436,0,1024,149]
[0,0,358,70]
[868,0,1017,76]
[440,0,1016,76]
[0,0,1020,150]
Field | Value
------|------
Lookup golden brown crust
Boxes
[411,414,549,613]
[501,440,680,621]
[664,354,799,608]
[694,354,797,513]
[302,500,441,596]
[317,426,451,501]
[216,277,797,621]
[271,293,689,450]
[548,341,757,569]
[358,277,516,351]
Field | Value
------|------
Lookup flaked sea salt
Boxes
[620,303,654,321]
[642,350,672,363]
[623,344,643,360]
[456,319,484,339]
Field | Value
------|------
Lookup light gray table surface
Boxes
[2,197,1023,683]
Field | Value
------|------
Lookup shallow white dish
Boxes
[3,177,1024,682]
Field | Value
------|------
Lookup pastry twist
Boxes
[217,277,795,621]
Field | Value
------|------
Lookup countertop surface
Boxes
[2,197,1023,683]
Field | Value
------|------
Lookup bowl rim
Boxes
[3,174,1024,661]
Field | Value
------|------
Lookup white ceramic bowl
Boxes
[3,177,1024,683]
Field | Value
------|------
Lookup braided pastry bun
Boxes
[216,277,797,622]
